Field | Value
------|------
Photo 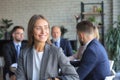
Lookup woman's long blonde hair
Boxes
[94,26,100,40]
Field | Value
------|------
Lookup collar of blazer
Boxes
[25,43,51,79]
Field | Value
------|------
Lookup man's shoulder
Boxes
[21,46,32,55]
[4,40,14,46]
[21,40,27,47]
[87,39,101,48]
[85,39,107,57]
[61,38,69,42]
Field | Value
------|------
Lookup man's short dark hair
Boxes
[76,20,95,34]
[11,26,24,34]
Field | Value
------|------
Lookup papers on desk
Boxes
[105,75,115,80]
[11,63,17,68]
[73,59,80,61]
[10,63,17,73]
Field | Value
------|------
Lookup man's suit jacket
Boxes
[3,41,26,76]
[51,38,73,57]
[16,43,79,80]
[76,39,110,80]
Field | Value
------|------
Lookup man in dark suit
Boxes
[51,26,73,57]
[3,26,26,80]
[74,21,110,80]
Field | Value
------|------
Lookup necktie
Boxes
[16,45,20,58]
[54,41,58,47]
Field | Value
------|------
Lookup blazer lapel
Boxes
[60,38,64,48]
[11,42,17,60]
[40,44,50,79]
[26,47,33,80]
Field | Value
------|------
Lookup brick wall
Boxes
[113,0,120,23]
[0,0,118,40]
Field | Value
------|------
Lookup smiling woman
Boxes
[16,14,79,80]
[33,19,50,44]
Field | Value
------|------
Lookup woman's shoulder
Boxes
[49,44,60,50]
[48,44,63,55]
[21,46,33,54]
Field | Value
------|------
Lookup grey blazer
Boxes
[16,43,79,80]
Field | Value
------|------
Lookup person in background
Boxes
[68,26,100,61]
[3,26,26,80]
[16,14,79,80]
[72,20,110,80]
[51,26,73,57]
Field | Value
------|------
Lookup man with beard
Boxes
[3,26,26,80]
[73,21,110,80]
[68,26,100,61]
[51,26,73,57]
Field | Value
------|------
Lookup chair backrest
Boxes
[105,60,116,80]
[109,60,114,71]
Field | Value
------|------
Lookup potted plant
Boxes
[105,15,120,72]
[0,18,13,39]
[87,16,102,25]
[87,16,96,22]
[0,26,5,39]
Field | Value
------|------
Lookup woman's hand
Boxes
[54,78,60,80]
[10,75,16,80]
